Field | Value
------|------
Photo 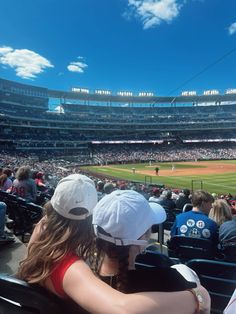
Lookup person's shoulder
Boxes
[220,219,236,230]
[28,178,37,184]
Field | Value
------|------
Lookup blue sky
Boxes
[1,0,236,96]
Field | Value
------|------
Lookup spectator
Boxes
[103,182,114,195]
[1,168,13,191]
[171,190,218,243]
[11,166,37,202]
[209,199,233,226]
[34,171,47,192]
[219,219,236,247]
[0,201,14,242]
[149,187,161,203]
[92,189,210,311]
[218,219,236,262]
[159,190,176,211]
[96,180,105,201]
[176,189,191,210]
[0,174,8,191]
[18,174,210,314]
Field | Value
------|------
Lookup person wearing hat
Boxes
[18,174,210,314]
[93,190,210,313]
[149,187,161,203]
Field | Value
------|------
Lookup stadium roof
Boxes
[2,77,236,104]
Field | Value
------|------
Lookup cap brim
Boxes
[149,202,167,224]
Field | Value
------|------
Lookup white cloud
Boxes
[228,22,236,35]
[125,0,183,29]
[67,58,88,73]
[0,46,53,79]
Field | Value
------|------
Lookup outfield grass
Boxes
[82,161,236,195]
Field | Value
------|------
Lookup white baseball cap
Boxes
[93,189,166,246]
[50,174,98,220]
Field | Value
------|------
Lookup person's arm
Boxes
[63,259,210,314]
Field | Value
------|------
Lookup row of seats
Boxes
[167,235,236,263]
[0,256,235,314]
[0,190,43,242]
[136,252,236,314]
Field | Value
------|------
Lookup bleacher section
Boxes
[1,77,236,154]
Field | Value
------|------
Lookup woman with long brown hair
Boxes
[18,174,210,314]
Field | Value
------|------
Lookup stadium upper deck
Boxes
[1,77,236,153]
[2,77,236,105]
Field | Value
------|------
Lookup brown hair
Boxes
[3,168,12,177]
[93,226,130,292]
[0,174,7,189]
[16,166,31,181]
[17,202,95,284]
[209,199,233,226]
[192,190,214,208]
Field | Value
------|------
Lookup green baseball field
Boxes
[82,160,236,195]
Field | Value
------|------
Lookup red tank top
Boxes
[50,253,80,298]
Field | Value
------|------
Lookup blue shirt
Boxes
[171,210,218,242]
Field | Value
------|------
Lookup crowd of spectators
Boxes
[0,148,236,313]
[93,143,236,163]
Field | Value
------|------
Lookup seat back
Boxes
[182,203,193,212]
[0,190,9,203]
[135,250,176,269]
[186,259,236,313]
[0,274,86,314]
[0,274,64,314]
[163,208,176,231]
[218,242,236,263]
[167,235,215,262]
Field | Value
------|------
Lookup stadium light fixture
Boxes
[203,90,219,95]
[181,91,197,96]
[71,87,89,94]
[225,88,236,94]
[95,90,111,95]
[117,91,133,96]
[138,92,154,97]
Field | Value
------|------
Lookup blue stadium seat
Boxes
[186,259,236,314]
[167,235,215,262]
[0,273,85,314]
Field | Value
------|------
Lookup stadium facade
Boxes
[1,77,236,161]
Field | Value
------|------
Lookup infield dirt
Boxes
[107,161,236,177]
[142,161,236,177]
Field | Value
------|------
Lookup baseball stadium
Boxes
[1,78,236,313]
[1,77,236,194]
[1,1,236,312]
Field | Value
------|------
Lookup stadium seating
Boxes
[135,249,179,268]
[1,193,43,242]
[167,235,215,262]
[217,242,236,263]
[0,190,9,203]
[163,208,176,231]
[186,259,236,314]
[0,273,64,314]
[0,274,85,314]
[182,203,193,212]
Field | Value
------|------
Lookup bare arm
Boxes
[63,260,210,314]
